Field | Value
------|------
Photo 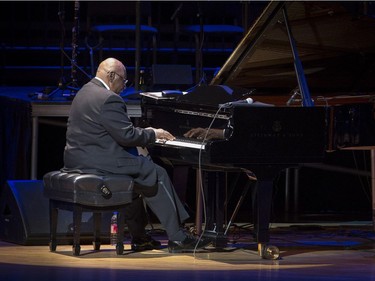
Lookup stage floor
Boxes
[1,222,374,281]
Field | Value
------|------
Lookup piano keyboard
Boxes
[155,137,206,150]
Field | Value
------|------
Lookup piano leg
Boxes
[252,179,273,244]
[252,167,281,259]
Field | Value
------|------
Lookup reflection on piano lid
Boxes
[211,1,375,104]
[177,84,255,107]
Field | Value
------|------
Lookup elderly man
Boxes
[62,58,210,252]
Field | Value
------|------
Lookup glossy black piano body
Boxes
[141,1,375,250]
[144,98,327,167]
[143,95,327,245]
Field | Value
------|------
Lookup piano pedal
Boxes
[202,230,228,249]
[179,223,198,236]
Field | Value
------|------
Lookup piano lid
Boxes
[211,1,375,96]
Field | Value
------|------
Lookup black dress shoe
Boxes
[168,234,212,253]
[131,235,161,252]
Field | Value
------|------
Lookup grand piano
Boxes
[141,1,375,258]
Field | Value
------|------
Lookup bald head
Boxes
[96,58,127,94]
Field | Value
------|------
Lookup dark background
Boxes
[0,1,373,223]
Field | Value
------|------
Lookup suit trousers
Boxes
[134,164,189,241]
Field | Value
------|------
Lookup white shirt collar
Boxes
[94,77,110,90]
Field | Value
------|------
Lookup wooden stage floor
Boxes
[1,222,375,281]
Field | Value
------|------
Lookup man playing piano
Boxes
[61,57,211,253]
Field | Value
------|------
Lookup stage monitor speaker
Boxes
[0,180,111,245]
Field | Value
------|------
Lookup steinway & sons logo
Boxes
[250,121,304,138]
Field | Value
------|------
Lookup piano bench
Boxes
[43,171,135,256]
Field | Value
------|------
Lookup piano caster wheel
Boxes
[258,243,280,260]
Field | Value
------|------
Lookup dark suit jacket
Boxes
[62,78,158,187]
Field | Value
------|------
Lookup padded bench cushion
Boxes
[43,171,134,207]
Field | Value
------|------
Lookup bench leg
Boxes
[72,205,82,256]
[49,200,58,252]
[115,208,125,255]
[93,212,101,251]
[47,200,129,256]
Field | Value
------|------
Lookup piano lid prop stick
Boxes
[282,6,314,107]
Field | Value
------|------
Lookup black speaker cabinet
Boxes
[0,180,111,245]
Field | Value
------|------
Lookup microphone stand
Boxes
[44,1,82,100]
[69,0,80,95]
[170,3,183,65]
[196,2,204,84]
[57,3,66,91]
[170,3,205,84]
